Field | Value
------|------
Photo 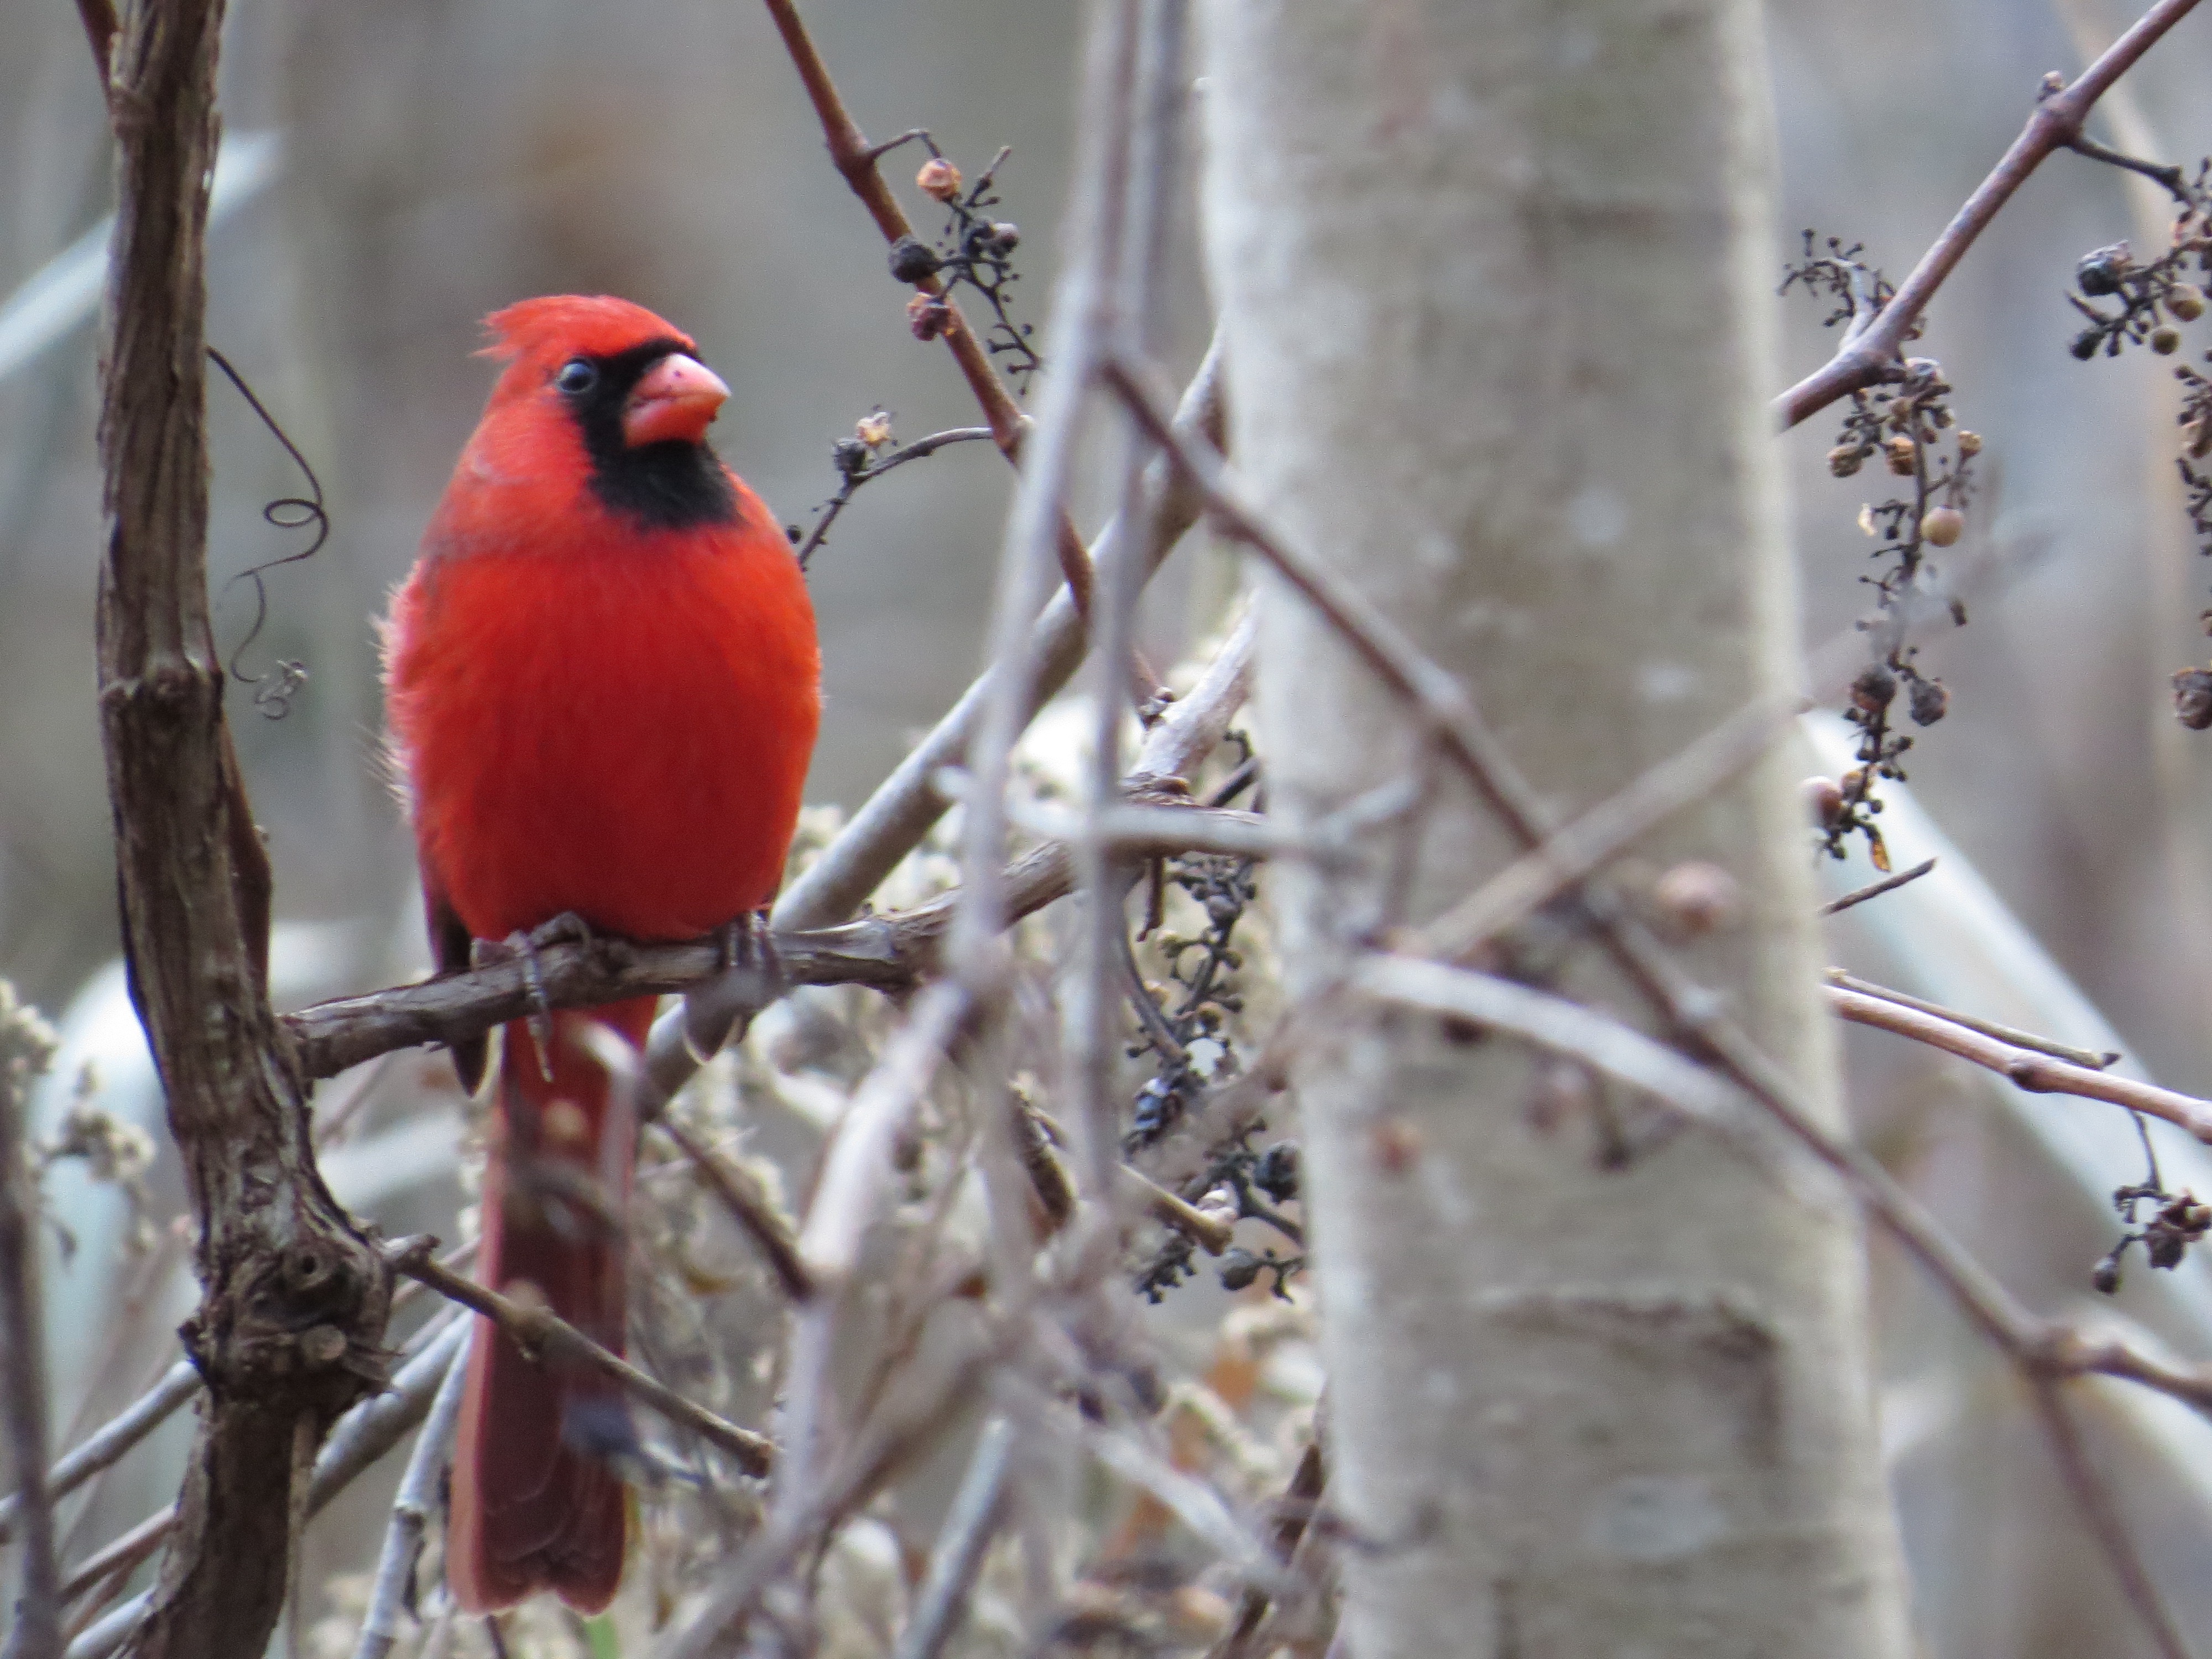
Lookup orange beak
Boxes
[622,352,729,447]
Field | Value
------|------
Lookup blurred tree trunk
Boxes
[1199,3,1911,1655]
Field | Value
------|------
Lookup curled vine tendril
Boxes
[207,346,324,719]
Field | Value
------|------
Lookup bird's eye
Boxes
[555,359,598,394]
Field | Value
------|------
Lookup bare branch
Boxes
[2024,1378,2193,1659]
[1825,970,2120,1070]
[649,1117,814,1302]
[1818,857,1939,916]
[1826,984,2212,1139]
[349,1329,471,1659]
[1773,0,2205,429]
[0,1362,196,1547]
[59,1319,471,1659]
[389,1244,773,1475]
[888,1416,1016,1659]
[0,988,60,1659]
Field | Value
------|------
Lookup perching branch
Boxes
[1773,0,2205,429]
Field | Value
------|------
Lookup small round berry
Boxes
[1907,676,1949,726]
[1827,444,1864,478]
[887,236,941,284]
[1921,505,1964,546]
[2153,325,2183,355]
[916,156,963,202]
[2171,282,2206,321]
[2077,242,2132,297]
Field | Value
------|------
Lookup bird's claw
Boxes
[473,914,591,1082]
[682,910,785,1063]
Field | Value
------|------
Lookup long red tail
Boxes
[449,999,654,1613]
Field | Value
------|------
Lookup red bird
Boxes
[382,295,820,1612]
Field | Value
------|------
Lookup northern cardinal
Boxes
[382,295,820,1611]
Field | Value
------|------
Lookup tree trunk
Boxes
[93,3,390,1653]
[1198,3,1911,1655]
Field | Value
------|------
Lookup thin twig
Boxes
[350,1328,471,1659]
[2025,1377,2193,1659]
[1415,690,1807,958]
[389,1245,773,1475]
[1825,969,2120,1069]
[1213,1430,1326,1659]
[1773,0,2205,429]
[889,1416,1016,1659]
[0,1363,195,1547]
[0,987,61,1659]
[2065,131,2192,200]
[795,426,993,570]
[1817,857,1938,916]
[1827,985,2210,1138]
[649,1117,813,1302]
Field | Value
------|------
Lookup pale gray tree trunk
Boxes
[1198,3,1912,1655]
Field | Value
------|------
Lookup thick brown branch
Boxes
[390,1244,774,1476]
[73,0,119,86]
[1774,0,2205,429]
[88,3,389,1653]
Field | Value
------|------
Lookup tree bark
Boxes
[1199,3,1911,1655]
[92,3,389,1653]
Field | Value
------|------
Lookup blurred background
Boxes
[10,0,2212,1653]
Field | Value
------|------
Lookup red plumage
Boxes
[383,295,820,1612]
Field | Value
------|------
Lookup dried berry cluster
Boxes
[2064,164,2211,362]
[883,137,1040,390]
[1126,852,1258,1151]
[1783,237,1973,868]
[1134,1135,1304,1305]
[2095,1169,2212,1293]
[2054,160,2212,725]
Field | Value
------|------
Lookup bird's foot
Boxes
[682,909,785,1063]
[473,914,593,1082]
